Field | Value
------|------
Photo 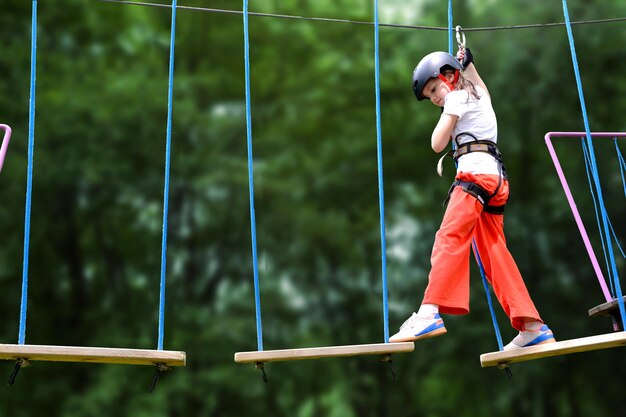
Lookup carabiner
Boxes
[455,25,466,50]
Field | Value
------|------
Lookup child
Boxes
[389,49,555,350]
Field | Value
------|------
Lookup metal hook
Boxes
[255,362,268,384]
[380,354,398,380]
[455,25,466,50]
[7,358,30,386]
[149,363,170,393]
[497,363,514,380]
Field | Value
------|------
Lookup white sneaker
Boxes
[504,324,555,350]
[389,313,447,343]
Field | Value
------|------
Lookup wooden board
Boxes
[480,331,626,368]
[0,344,186,367]
[588,296,626,318]
[235,342,415,363]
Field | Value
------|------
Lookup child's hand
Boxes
[456,48,465,62]
[456,48,473,69]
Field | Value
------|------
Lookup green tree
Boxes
[1,0,625,416]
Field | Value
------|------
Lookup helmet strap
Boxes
[437,70,460,92]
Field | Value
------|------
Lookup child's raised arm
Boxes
[457,49,489,96]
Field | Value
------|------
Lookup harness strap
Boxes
[438,133,507,214]
[455,142,497,159]
[443,180,506,214]
[436,138,508,180]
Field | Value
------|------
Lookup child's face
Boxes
[421,75,453,107]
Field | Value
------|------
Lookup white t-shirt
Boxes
[443,86,500,176]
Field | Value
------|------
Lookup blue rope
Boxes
[373,0,389,343]
[243,0,263,352]
[615,138,626,198]
[583,140,626,260]
[157,0,177,351]
[473,241,504,350]
[608,220,626,259]
[19,0,38,346]
[582,141,625,262]
[562,0,626,326]
[447,0,453,54]
[582,141,615,296]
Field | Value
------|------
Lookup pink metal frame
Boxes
[544,132,625,303]
[0,124,11,174]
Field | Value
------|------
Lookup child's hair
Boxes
[442,68,480,100]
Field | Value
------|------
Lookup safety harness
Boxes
[441,133,508,214]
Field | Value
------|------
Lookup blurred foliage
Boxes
[1,0,625,416]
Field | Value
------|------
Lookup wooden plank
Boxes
[588,296,626,318]
[0,344,186,367]
[480,331,626,368]
[235,342,415,363]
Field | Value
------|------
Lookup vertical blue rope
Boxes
[19,0,38,346]
[447,0,453,54]
[243,0,263,352]
[562,0,625,327]
[373,0,389,343]
[157,0,177,351]
[615,138,626,198]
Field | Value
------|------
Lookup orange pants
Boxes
[422,172,542,331]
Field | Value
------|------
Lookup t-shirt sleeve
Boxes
[443,90,468,118]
